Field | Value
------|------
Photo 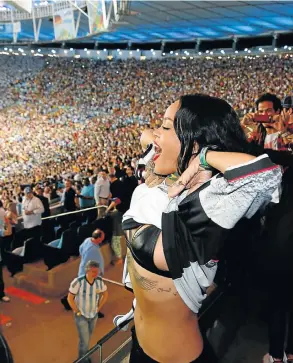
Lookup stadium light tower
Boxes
[232,37,238,52]
[195,39,201,53]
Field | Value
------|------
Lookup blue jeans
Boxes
[74,314,98,362]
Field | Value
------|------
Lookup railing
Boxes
[41,205,107,221]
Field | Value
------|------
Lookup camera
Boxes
[254,114,272,123]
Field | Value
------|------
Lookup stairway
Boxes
[13,257,81,297]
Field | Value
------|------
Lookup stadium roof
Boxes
[1,0,293,43]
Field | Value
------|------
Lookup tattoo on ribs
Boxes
[157,287,178,296]
[127,250,158,291]
[132,266,159,290]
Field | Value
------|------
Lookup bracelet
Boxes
[199,147,212,170]
[75,311,82,317]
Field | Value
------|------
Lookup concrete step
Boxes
[13,257,81,297]
[13,272,50,296]
[23,260,49,280]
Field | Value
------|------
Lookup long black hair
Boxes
[174,94,260,174]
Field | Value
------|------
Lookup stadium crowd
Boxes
[0,52,293,363]
[1,54,293,191]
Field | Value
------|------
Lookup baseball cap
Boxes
[282,95,293,109]
[24,187,32,194]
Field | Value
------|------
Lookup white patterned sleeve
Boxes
[199,154,282,229]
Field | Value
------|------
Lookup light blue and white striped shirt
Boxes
[69,276,107,318]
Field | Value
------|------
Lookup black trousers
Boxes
[129,326,218,363]
[0,263,5,298]
[0,235,13,264]
[24,225,42,241]
[268,274,293,358]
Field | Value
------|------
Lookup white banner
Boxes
[87,0,105,34]
[53,8,75,41]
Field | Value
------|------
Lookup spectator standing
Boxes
[61,180,76,212]
[78,229,105,277]
[121,166,138,211]
[22,187,44,240]
[36,186,50,218]
[67,261,108,363]
[79,178,95,210]
[94,171,110,218]
[0,202,17,255]
[0,231,10,302]
[0,201,5,235]
[107,172,127,265]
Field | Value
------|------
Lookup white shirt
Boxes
[22,196,44,229]
[69,276,107,318]
[94,178,110,203]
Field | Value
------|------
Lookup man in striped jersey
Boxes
[67,260,108,362]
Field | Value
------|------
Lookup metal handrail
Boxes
[41,205,107,220]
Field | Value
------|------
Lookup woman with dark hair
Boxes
[119,94,281,363]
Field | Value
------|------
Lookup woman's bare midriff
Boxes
[127,248,203,363]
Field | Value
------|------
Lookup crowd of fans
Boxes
[0,53,293,215]
[0,51,293,363]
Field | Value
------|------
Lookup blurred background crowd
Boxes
[0,53,293,219]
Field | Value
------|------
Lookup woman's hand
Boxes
[168,156,212,198]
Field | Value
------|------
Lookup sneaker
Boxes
[1,296,10,303]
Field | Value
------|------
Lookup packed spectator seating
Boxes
[1,54,293,190]
[0,53,293,269]
[0,51,293,363]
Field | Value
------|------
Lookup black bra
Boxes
[122,218,171,278]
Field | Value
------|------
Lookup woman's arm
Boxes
[206,151,255,174]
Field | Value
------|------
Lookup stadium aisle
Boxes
[0,264,133,363]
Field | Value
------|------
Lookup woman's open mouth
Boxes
[153,142,162,161]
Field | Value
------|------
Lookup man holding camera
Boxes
[241,93,293,151]
[241,93,286,150]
